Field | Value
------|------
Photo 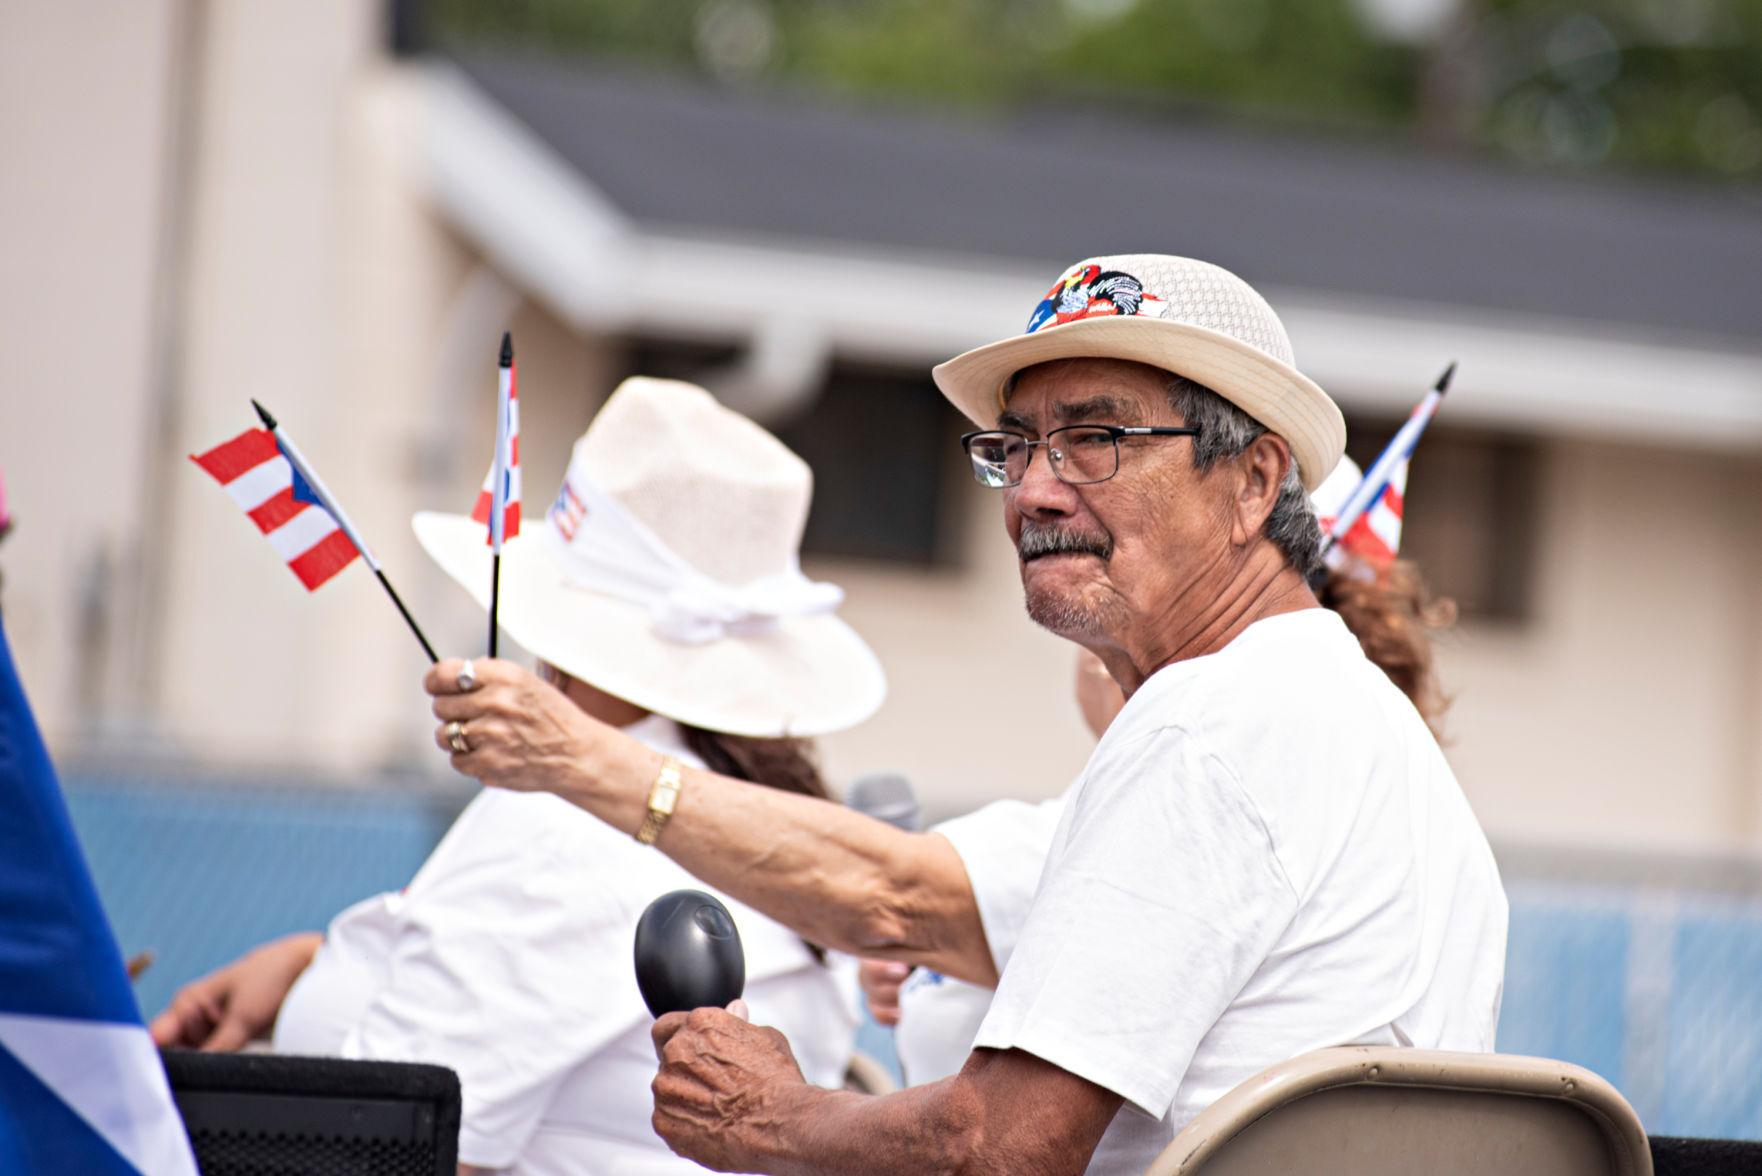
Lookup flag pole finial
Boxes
[500,331,513,368]
[1435,361,1457,394]
[251,399,278,430]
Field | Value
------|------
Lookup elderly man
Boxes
[427,255,1506,1175]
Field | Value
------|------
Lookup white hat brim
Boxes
[932,316,1345,492]
[413,513,886,738]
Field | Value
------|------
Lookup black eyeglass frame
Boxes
[959,424,1202,488]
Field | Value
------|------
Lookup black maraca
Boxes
[633,889,746,1017]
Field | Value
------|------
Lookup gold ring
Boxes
[445,720,470,754]
[457,659,478,692]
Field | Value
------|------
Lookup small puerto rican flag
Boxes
[1323,458,1408,567]
[471,354,520,544]
[189,429,360,590]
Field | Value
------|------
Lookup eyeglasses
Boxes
[960,425,1201,488]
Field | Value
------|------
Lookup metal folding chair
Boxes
[1144,1047,1651,1176]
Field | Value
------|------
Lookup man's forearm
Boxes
[692,1052,1117,1176]
[756,1081,980,1176]
[567,732,998,984]
[652,1009,1121,1175]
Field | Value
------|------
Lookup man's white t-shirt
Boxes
[972,609,1507,1176]
[273,716,857,1176]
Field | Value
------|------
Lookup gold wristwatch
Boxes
[636,756,685,845]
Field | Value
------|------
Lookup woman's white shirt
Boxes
[894,796,1066,1085]
[274,715,857,1176]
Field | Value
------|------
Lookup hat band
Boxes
[543,471,844,646]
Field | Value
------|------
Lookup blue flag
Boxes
[0,622,197,1174]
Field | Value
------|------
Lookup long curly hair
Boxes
[1318,558,1458,740]
[678,727,827,801]
[537,662,828,800]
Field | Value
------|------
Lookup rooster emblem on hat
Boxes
[1025,265,1156,334]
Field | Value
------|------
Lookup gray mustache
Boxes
[1018,522,1113,562]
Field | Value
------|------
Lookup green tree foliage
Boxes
[432,0,1762,177]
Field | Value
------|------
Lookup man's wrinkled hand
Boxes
[650,1004,809,1172]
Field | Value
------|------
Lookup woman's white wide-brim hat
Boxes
[414,377,886,738]
[933,254,1345,491]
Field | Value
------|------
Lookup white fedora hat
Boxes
[933,254,1345,491]
[414,377,886,737]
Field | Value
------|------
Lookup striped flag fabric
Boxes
[471,356,520,544]
[1320,362,1450,563]
[1331,457,1407,566]
[189,428,360,590]
[0,619,199,1174]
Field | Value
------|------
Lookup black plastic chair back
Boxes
[161,1050,460,1176]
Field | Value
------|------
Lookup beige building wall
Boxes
[0,0,623,772]
[0,0,182,739]
[154,0,432,771]
[1443,440,1762,853]
[148,6,621,772]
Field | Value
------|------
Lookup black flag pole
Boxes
[252,399,439,664]
[487,333,514,658]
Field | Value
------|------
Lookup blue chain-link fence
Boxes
[64,767,470,1023]
[1492,851,1762,1140]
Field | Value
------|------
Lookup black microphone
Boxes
[846,772,922,833]
[633,890,746,1017]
